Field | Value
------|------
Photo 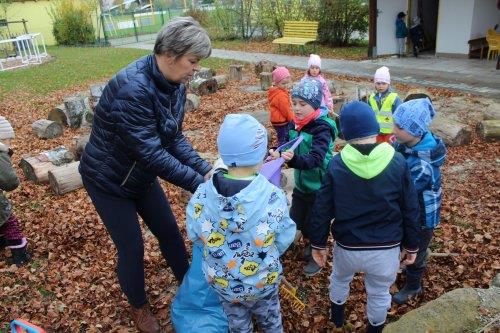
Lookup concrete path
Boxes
[119,42,500,99]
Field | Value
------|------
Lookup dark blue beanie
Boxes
[340,101,380,141]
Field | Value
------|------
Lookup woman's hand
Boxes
[312,248,327,267]
[281,151,294,161]
[268,149,280,160]
[204,169,214,181]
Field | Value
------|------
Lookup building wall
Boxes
[4,1,101,46]
[435,0,474,55]
[376,0,408,56]
[470,0,500,39]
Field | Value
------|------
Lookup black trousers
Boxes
[289,188,317,240]
[83,177,189,308]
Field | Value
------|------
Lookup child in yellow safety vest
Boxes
[367,66,402,143]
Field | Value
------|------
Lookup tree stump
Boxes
[229,64,243,81]
[19,146,74,184]
[72,134,90,160]
[48,161,83,195]
[63,95,89,128]
[326,80,335,94]
[0,116,14,140]
[32,119,63,139]
[483,103,500,120]
[89,83,106,108]
[84,108,94,125]
[190,78,218,95]
[476,120,500,142]
[260,72,273,91]
[192,67,215,81]
[48,104,68,126]
[214,75,228,89]
[184,93,201,113]
[254,60,277,76]
[430,115,471,146]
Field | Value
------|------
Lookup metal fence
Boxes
[101,8,183,46]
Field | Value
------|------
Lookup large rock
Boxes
[244,109,269,126]
[385,287,500,333]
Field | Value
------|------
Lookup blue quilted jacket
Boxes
[79,55,211,198]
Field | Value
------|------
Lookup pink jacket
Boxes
[303,73,333,110]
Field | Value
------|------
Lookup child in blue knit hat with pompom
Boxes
[308,101,420,332]
[392,98,447,304]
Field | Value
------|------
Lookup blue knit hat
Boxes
[340,101,380,142]
[291,78,323,110]
[393,98,435,137]
[217,114,268,167]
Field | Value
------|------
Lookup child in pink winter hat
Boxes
[272,66,290,85]
[268,66,293,145]
[303,54,333,112]
[367,66,402,144]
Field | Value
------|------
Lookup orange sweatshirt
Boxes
[268,86,293,126]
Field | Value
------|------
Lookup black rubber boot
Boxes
[329,302,345,328]
[366,322,385,333]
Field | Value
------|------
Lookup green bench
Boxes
[272,21,319,54]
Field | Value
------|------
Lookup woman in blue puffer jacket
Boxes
[79,17,212,333]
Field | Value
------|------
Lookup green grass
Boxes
[0,46,235,101]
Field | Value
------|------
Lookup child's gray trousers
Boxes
[329,244,400,326]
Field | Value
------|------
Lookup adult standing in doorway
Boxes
[79,17,212,333]
[396,11,408,57]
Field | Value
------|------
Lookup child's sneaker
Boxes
[329,302,345,328]
[7,238,31,266]
[392,284,422,304]
[303,258,322,276]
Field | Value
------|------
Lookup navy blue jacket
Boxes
[80,55,211,198]
[309,143,420,252]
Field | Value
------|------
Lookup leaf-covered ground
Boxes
[0,66,498,332]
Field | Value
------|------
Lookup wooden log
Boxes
[260,72,273,91]
[254,60,277,76]
[192,67,215,81]
[47,104,68,126]
[19,146,74,184]
[63,95,88,128]
[190,78,218,95]
[0,116,14,140]
[326,79,335,94]
[72,134,90,160]
[184,93,201,113]
[404,88,432,102]
[229,64,243,81]
[48,161,83,195]
[483,103,500,120]
[476,119,500,142]
[214,74,228,89]
[429,115,471,147]
[84,108,94,125]
[31,119,63,139]
[89,83,106,108]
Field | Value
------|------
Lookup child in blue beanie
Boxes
[186,114,296,333]
[392,98,447,304]
[308,101,420,333]
[271,77,338,277]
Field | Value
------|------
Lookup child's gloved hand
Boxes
[400,249,417,265]
[312,248,327,267]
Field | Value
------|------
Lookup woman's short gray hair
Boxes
[154,17,211,59]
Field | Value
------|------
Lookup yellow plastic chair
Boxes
[487,35,500,60]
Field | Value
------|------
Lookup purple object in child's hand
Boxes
[260,136,303,187]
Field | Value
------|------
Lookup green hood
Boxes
[340,143,395,179]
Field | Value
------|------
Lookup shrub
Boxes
[49,0,96,45]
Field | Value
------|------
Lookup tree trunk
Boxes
[229,64,243,81]
[48,104,68,126]
[63,95,89,128]
[430,115,472,147]
[72,134,90,160]
[184,93,201,113]
[254,60,277,76]
[31,119,63,139]
[19,146,74,184]
[0,116,14,140]
[260,72,273,91]
[190,78,218,95]
[476,120,500,142]
[48,161,83,195]
[214,75,228,89]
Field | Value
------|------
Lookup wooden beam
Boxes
[368,0,377,58]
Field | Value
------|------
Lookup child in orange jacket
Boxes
[268,66,293,145]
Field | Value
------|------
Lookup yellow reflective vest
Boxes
[368,92,398,134]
